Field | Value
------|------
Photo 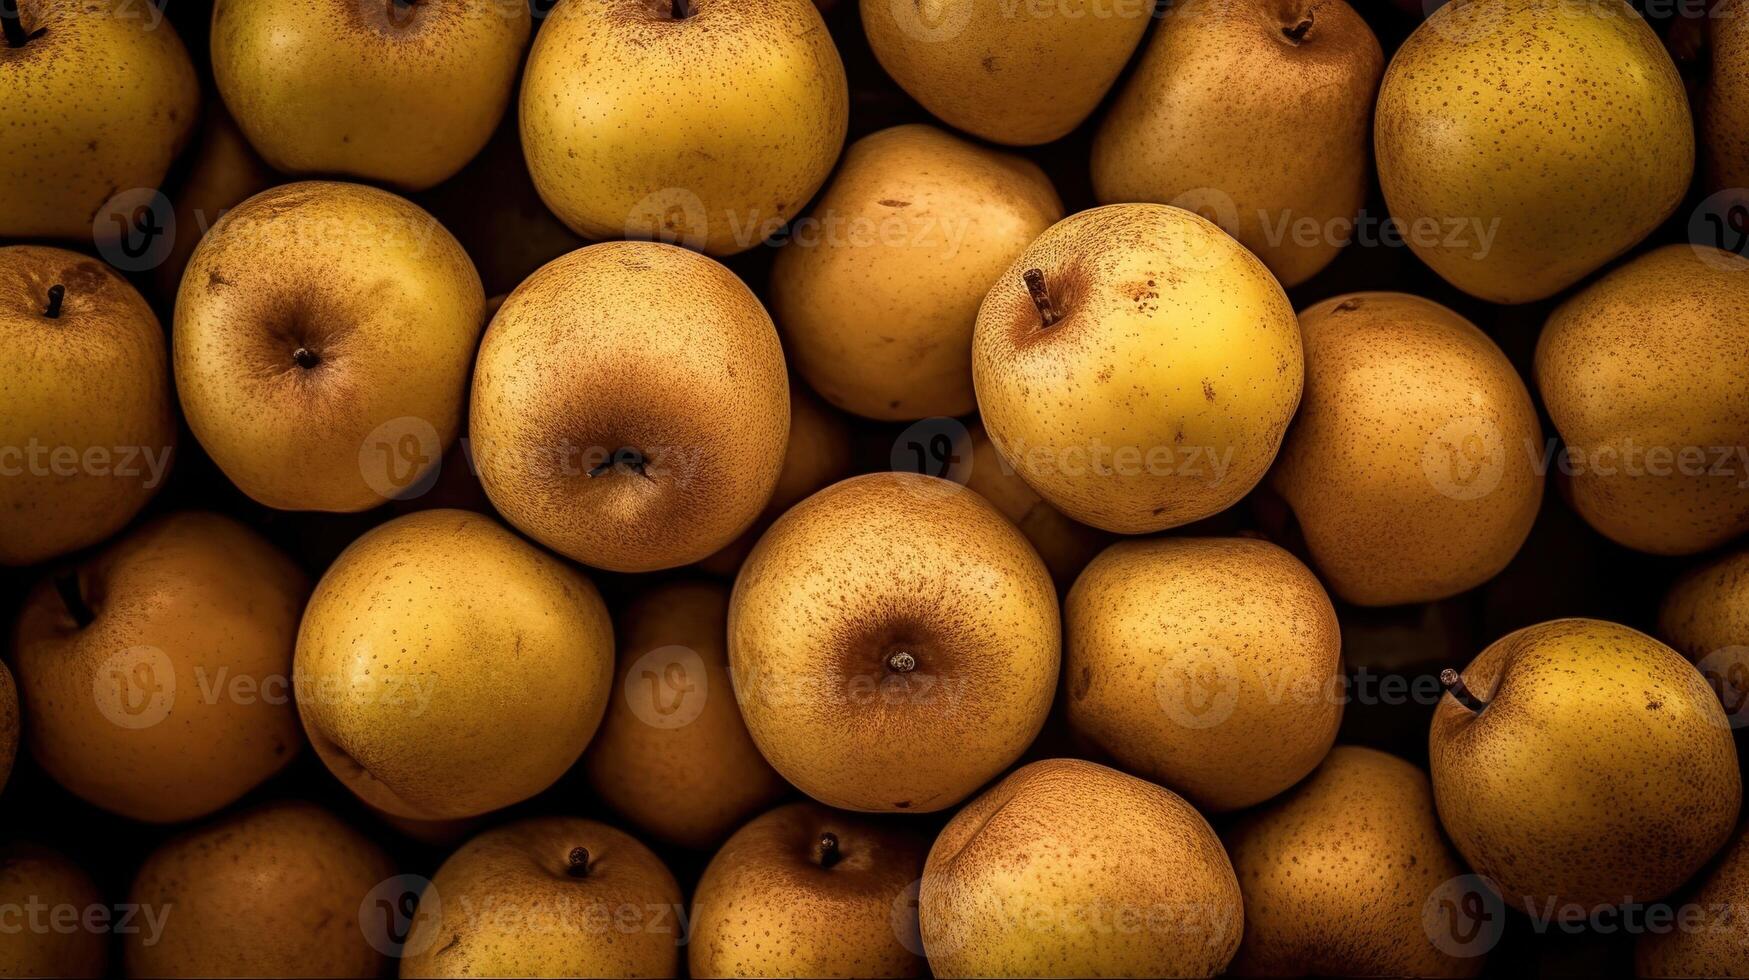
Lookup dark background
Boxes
[0,0,1740,975]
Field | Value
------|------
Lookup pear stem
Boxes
[1440,669,1488,714]
[55,573,94,628]
[671,0,691,18]
[566,847,590,878]
[1022,269,1058,328]
[2,0,30,49]
[1282,14,1312,43]
[887,650,916,674]
[44,284,64,319]
[815,832,841,869]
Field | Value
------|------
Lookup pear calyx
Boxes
[1022,268,1059,328]
[671,0,693,20]
[566,846,591,878]
[814,832,842,869]
[886,650,916,674]
[1282,13,1313,44]
[291,347,320,369]
[54,572,95,628]
[43,284,64,319]
[588,447,647,478]
[1440,668,1489,714]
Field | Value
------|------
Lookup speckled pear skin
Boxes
[1535,245,1749,555]
[1065,536,1342,812]
[471,240,791,573]
[1660,547,1749,666]
[920,758,1243,978]
[1271,291,1544,606]
[401,817,683,979]
[728,472,1059,813]
[0,0,198,240]
[1706,0,1749,195]
[1092,0,1384,287]
[0,844,106,979]
[1430,619,1741,917]
[688,802,930,978]
[1375,0,1693,304]
[1224,746,1483,977]
[123,801,395,978]
[1636,823,1749,977]
[971,203,1303,534]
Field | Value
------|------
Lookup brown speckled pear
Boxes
[400,817,683,978]
[1066,536,1342,812]
[971,203,1303,534]
[211,0,531,190]
[1430,619,1741,916]
[583,580,791,850]
[175,181,485,513]
[1636,823,1749,976]
[124,802,395,978]
[1224,746,1484,977]
[729,472,1059,813]
[0,246,176,566]
[1660,546,1749,720]
[1536,245,1749,555]
[1375,0,1692,303]
[521,0,846,256]
[689,802,930,978]
[1092,0,1384,287]
[1707,0,1749,195]
[472,241,790,572]
[860,0,1150,146]
[772,124,1063,421]
[920,758,1243,977]
[11,513,306,823]
[0,0,198,240]
[1271,292,1544,605]
[295,510,614,821]
[0,844,106,978]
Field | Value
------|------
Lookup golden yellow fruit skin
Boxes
[401,818,684,979]
[1066,536,1342,812]
[1224,746,1483,978]
[0,246,176,566]
[859,0,1150,145]
[295,509,614,820]
[729,472,1059,813]
[688,802,930,978]
[1636,824,1749,977]
[582,580,790,851]
[174,181,485,513]
[772,124,1063,421]
[1430,619,1741,916]
[0,0,198,240]
[520,0,847,256]
[12,513,307,823]
[1375,0,1693,303]
[124,802,395,979]
[212,0,530,191]
[471,241,790,573]
[920,758,1243,978]
[1272,291,1544,605]
[971,203,1303,533]
[1535,245,1749,555]
[1707,0,1749,195]
[1091,0,1384,287]
[0,844,106,979]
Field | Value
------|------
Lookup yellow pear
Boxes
[689,802,930,978]
[971,203,1303,533]
[471,241,790,572]
[1375,0,1693,303]
[0,245,176,566]
[1706,0,1749,194]
[150,103,278,305]
[294,509,614,820]
[124,801,395,978]
[174,181,485,512]
[0,0,197,240]
[211,0,530,190]
[729,472,1059,813]
[1223,746,1484,977]
[772,124,1063,420]
[400,817,683,978]
[1271,292,1544,605]
[1092,0,1384,287]
[1636,823,1749,977]
[1536,244,1749,554]
[0,843,106,978]
[1066,536,1341,812]
[860,0,1150,145]
[1660,546,1749,721]
[1430,619,1740,916]
[11,512,306,823]
[920,758,1243,977]
[520,0,847,256]
[582,580,791,850]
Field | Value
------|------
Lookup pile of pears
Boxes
[2,0,1749,976]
